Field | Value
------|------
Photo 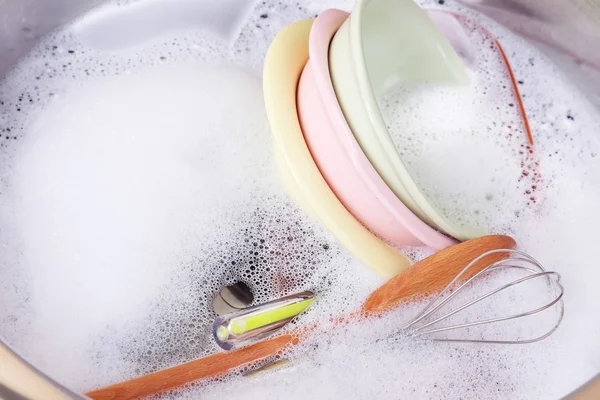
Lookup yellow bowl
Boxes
[263,19,411,278]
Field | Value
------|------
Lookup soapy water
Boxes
[0,0,598,399]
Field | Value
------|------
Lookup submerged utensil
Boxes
[86,234,566,400]
[214,291,314,350]
[212,281,255,316]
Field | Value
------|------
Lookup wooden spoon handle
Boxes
[362,235,516,314]
[85,335,294,400]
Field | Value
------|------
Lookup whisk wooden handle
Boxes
[85,235,516,400]
[362,235,516,314]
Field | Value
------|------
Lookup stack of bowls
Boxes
[264,0,489,278]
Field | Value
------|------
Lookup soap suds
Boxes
[0,0,599,398]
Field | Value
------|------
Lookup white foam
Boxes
[0,0,599,398]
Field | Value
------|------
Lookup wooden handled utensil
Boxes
[86,235,516,400]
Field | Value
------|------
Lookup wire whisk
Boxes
[402,249,564,344]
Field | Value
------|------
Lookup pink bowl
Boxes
[297,8,457,250]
